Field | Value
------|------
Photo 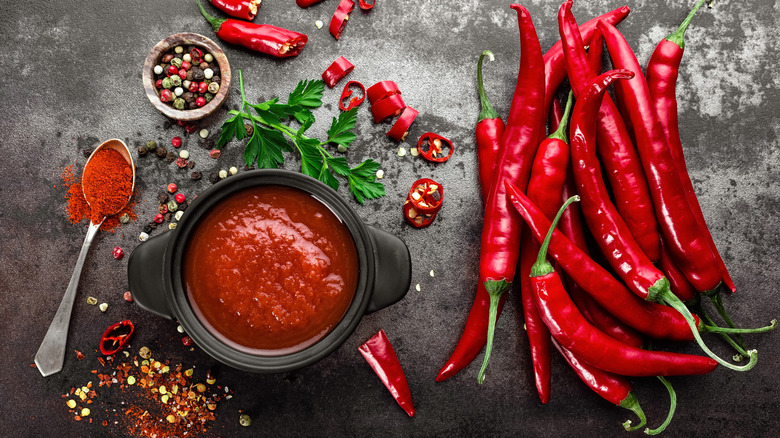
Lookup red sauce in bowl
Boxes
[183,185,359,355]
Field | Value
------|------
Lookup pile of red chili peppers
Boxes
[438,1,776,434]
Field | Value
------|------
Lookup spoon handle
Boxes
[34,221,102,377]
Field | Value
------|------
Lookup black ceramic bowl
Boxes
[128,169,411,373]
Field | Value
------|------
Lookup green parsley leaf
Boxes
[348,159,385,204]
[288,79,325,108]
[217,111,247,149]
[327,108,358,150]
[253,127,290,169]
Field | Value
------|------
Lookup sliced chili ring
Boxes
[403,200,436,228]
[339,80,366,111]
[371,94,406,123]
[407,177,443,215]
[358,0,376,11]
[99,320,135,356]
[322,56,355,88]
[367,80,400,105]
[417,132,454,163]
[386,106,419,142]
[329,0,355,40]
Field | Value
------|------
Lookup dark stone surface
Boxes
[2,0,779,437]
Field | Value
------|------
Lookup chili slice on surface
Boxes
[358,330,415,417]
[99,320,135,356]
[371,94,406,123]
[367,80,400,105]
[339,80,366,111]
[417,133,453,163]
[322,56,355,88]
[386,106,419,142]
[329,0,355,40]
[407,178,442,215]
[402,201,436,228]
[198,0,307,57]
[296,0,324,7]
[210,0,261,20]
[358,0,375,10]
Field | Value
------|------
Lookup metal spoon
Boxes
[35,139,136,377]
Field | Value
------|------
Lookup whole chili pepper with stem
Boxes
[437,4,546,383]
[511,91,574,403]
[559,0,661,262]
[552,339,646,431]
[598,20,719,293]
[210,0,261,20]
[543,5,631,118]
[569,68,762,371]
[529,195,718,376]
[198,0,307,57]
[358,330,415,417]
[507,179,763,372]
[476,50,505,201]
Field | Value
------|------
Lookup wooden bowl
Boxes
[142,33,231,122]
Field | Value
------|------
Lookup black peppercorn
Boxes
[143,224,153,234]
[178,202,188,212]
[166,151,176,162]
[211,75,220,84]
[164,212,173,222]
[191,171,202,181]
[157,192,169,204]
[188,160,196,169]
[156,146,168,158]
[183,91,196,103]
[244,123,254,137]
[137,145,148,156]
[209,172,220,184]
[191,68,205,81]
[149,221,158,230]
[188,101,198,110]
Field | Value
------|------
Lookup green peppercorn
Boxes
[170,57,183,68]
[207,82,220,94]
[167,200,178,212]
[119,213,131,224]
[161,77,173,89]
[146,140,157,151]
[239,414,252,427]
[204,93,214,103]
[173,98,186,110]
[170,75,182,87]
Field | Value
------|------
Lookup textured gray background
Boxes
[2,0,779,436]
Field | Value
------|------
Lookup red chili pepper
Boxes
[659,240,697,302]
[407,178,442,215]
[543,5,631,118]
[559,1,661,262]
[339,80,365,112]
[511,91,573,403]
[99,320,135,356]
[210,0,261,20]
[358,0,375,10]
[296,0,324,7]
[530,197,718,377]
[370,94,405,123]
[645,0,735,294]
[417,132,453,163]
[329,0,355,40]
[598,21,720,293]
[402,200,436,228]
[586,27,604,74]
[322,56,354,88]
[198,0,307,58]
[367,80,400,105]
[475,50,505,201]
[358,330,415,417]
[506,180,761,372]
[552,339,647,431]
[547,96,564,134]
[437,5,545,384]
[386,106,418,142]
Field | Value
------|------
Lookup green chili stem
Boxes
[548,91,574,143]
[694,303,749,357]
[477,50,499,122]
[197,0,227,33]
[477,288,503,384]
[666,0,710,48]
[661,291,758,372]
[530,195,580,277]
[708,290,746,349]
[620,392,647,432]
[644,376,677,435]
[701,319,776,335]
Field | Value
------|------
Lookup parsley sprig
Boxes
[217,70,385,204]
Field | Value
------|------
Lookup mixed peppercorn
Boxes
[153,45,221,110]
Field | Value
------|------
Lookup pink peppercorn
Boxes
[166,65,179,77]
[175,193,186,203]
[188,81,199,93]
[171,137,182,148]
[198,82,209,94]
[167,183,178,193]
[154,213,164,223]
[123,291,134,302]
[181,61,191,71]
[155,79,163,89]
[182,336,194,346]
[185,123,198,134]
[178,69,187,80]
[209,149,221,159]
[112,247,124,260]
[196,97,206,107]
[160,89,173,102]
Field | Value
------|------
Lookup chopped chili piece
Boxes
[366,80,400,104]
[210,0,261,21]
[358,0,376,10]
[403,200,436,228]
[417,132,453,163]
[406,178,443,215]
[339,80,366,111]
[370,94,406,123]
[322,56,355,88]
[358,330,415,417]
[329,0,355,40]
[296,0,324,7]
[386,106,419,142]
[99,320,135,356]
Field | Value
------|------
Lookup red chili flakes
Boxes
[75,350,85,360]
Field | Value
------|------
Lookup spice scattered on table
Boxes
[112,247,124,260]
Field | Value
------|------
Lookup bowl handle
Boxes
[366,226,411,313]
[127,232,175,319]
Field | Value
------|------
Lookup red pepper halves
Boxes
[210,0,261,20]
[329,0,355,40]
[359,330,415,417]
[437,4,545,384]
[198,0,307,57]
[529,197,718,377]
[99,320,135,355]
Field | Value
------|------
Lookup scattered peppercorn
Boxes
[99,303,108,312]
[179,150,190,160]
[143,223,154,234]
[191,171,202,181]
[171,137,182,148]
[157,192,170,204]
[185,123,199,134]
[87,296,98,305]
[188,160,196,169]
[209,149,221,159]
[154,213,164,224]
[175,193,186,203]
[167,183,177,193]
[219,169,228,179]
[176,158,188,168]
[156,146,168,158]
[168,223,177,230]
[182,336,193,346]
[178,202,188,212]
[124,291,133,302]
[119,213,131,224]
[137,145,148,156]
[167,200,178,212]
[166,151,177,162]
[159,204,169,214]
[240,414,252,427]
[164,212,173,222]
[139,232,149,242]
[146,140,157,151]
[209,172,220,184]
[112,247,124,260]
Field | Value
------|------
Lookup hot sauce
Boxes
[183,185,358,354]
